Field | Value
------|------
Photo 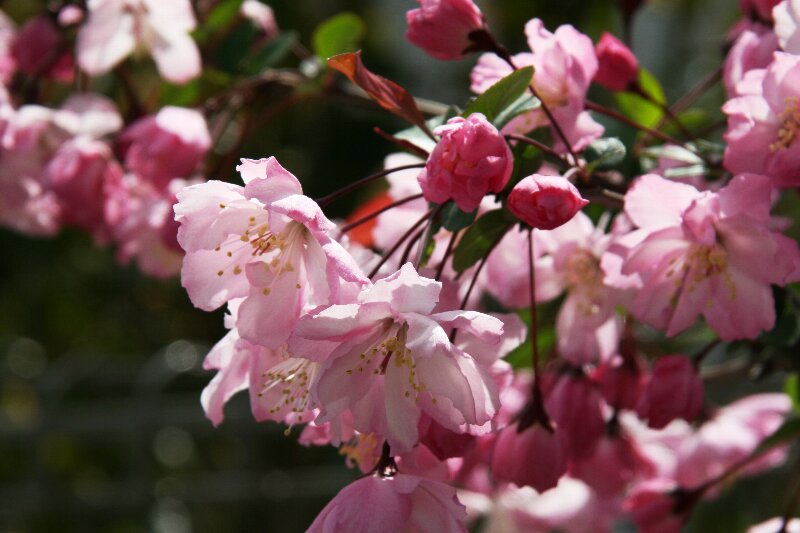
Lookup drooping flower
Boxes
[308,473,467,532]
[77,0,201,84]
[418,113,513,213]
[405,0,485,61]
[636,355,704,430]
[293,263,504,453]
[607,173,800,339]
[174,157,368,347]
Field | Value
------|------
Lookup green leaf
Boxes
[463,66,535,125]
[313,13,365,60]
[614,68,665,128]
[160,79,201,107]
[452,210,511,273]
[584,137,627,171]
[245,31,298,74]
[493,94,540,130]
[194,0,245,44]
[441,203,478,232]
[393,110,457,153]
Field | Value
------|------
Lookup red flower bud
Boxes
[507,174,589,230]
[594,32,639,92]
[405,0,485,60]
[637,355,704,429]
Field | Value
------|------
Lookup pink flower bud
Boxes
[594,32,639,92]
[507,174,588,230]
[119,107,211,190]
[11,16,74,82]
[492,421,567,492]
[544,372,605,459]
[740,0,782,21]
[625,480,687,533]
[637,355,704,429]
[405,0,485,60]
[44,137,122,238]
[418,113,513,212]
[241,0,279,40]
[591,354,647,411]
[570,434,654,497]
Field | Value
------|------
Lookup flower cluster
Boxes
[3,0,800,531]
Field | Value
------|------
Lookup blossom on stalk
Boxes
[723,52,800,186]
[405,0,485,60]
[293,263,504,453]
[11,16,73,82]
[723,23,778,96]
[308,473,467,532]
[418,113,513,213]
[636,355,703,429]
[594,32,639,92]
[174,157,368,346]
[77,0,201,84]
[608,173,800,339]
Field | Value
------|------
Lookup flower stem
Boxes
[368,209,434,278]
[527,228,541,389]
[338,193,423,234]
[316,164,426,207]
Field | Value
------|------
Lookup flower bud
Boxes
[625,480,688,533]
[418,113,513,212]
[492,421,567,492]
[507,174,588,230]
[405,0,485,60]
[119,107,211,190]
[637,355,704,429]
[591,354,647,411]
[545,372,605,459]
[594,32,639,92]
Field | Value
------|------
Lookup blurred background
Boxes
[0,0,790,531]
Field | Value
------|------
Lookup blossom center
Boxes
[770,97,800,153]
[259,353,317,421]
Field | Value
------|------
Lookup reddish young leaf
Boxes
[328,51,432,136]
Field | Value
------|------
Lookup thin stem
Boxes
[585,100,710,163]
[412,202,447,267]
[669,67,722,117]
[505,134,570,164]
[693,339,721,367]
[368,209,434,278]
[435,230,459,281]
[338,193,424,234]
[316,163,425,207]
[528,229,541,388]
[495,52,582,170]
[400,226,427,267]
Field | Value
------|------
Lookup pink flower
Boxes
[507,174,588,230]
[637,355,703,429]
[594,32,639,92]
[293,263,504,453]
[418,113,513,212]
[740,0,783,21]
[308,473,467,532]
[774,0,800,53]
[544,371,606,459]
[240,0,278,39]
[11,16,73,82]
[610,173,800,339]
[104,173,189,278]
[470,19,603,152]
[405,0,485,61]
[570,433,655,497]
[44,136,122,239]
[77,0,201,84]
[723,52,800,186]
[119,107,211,190]
[723,24,778,96]
[625,480,686,533]
[749,517,800,533]
[492,420,567,492]
[592,354,646,411]
[675,393,791,488]
[174,157,368,346]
